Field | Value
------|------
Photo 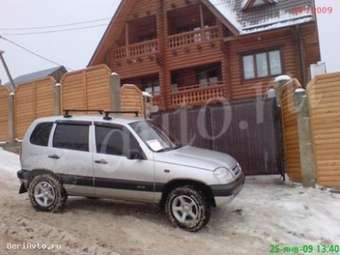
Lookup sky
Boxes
[0,0,121,84]
[0,0,339,84]
[315,0,340,73]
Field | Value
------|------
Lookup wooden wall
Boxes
[120,84,145,116]
[280,79,302,182]
[14,77,56,139]
[61,65,112,112]
[0,86,9,142]
[308,72,340,188]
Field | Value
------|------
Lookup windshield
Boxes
[130,121,181,152]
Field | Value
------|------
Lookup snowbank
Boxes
[0,148,20,177]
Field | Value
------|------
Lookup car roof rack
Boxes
[63,109,104,118]
[103,111,139,120]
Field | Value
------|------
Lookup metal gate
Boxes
[151,98,283,176]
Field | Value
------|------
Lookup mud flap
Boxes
[19,183,27,194]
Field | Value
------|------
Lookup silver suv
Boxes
[17,110,244,232]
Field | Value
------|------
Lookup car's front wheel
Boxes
[28,174,66,212]
[165,186,210,232]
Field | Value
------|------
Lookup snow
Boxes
[142,91,152,98]
[275,75,291,82]
[208,1,313,35]
[0,148,339,253]
[295,88,305,93]
[242,15,313,34]
[208,0,242,31]
[0,147,20,177]
[242,0,278,10]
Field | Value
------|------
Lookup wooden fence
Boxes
[279,79,302,182]
[0,86,9,142]
[308,72,340,188]
[14,77,57,139]
[61,65,112,111]
[120,84,145,116]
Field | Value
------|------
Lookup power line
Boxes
[1,23,108,36]
[0,17,110,31]
[0,36,72,69]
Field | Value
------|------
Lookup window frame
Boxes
[29,122,54,147]
[240,48,284,81]
[52,121,91,152]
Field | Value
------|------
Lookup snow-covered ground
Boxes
[0,148,339,255]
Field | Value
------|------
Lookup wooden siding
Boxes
[229,28,300,100]
[308,72,340,188]
[93,0,319,110]
[14,77,56,139]
[280,79,302,182]
[61,65,112,112]
[120,84,144,116]
[166,39,224,70]
[0,87,9,141]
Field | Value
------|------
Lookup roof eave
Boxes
[198,0,241,35]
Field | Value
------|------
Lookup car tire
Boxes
[165,185,211,232]
[28,174,66,212]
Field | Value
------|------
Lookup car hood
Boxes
[153,146,237,171]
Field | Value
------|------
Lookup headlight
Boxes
[214,167,233,183]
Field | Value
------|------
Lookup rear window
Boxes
[30,122,53,146]
[53,123,89,152]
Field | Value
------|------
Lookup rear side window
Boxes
[53,123,89,152]
[30,122,53,146]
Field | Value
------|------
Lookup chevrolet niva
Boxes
[17,110,244,232]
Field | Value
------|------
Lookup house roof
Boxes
[6,66,67,86]
[89,0,315,65]
[205,0,314,34]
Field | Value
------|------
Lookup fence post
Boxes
[8,92,15,143]
[54,83,61,115]
[294,88,316,187]
[110,72,121,111]
[274,75,291,107]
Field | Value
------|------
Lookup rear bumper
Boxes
[210,173,245,207]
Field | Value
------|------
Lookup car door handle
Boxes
[94,159,108,165]
[48,154,60,160]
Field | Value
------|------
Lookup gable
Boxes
[89,0,315,66]
[242,0,278,10]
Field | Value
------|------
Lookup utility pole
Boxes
[0,50,16,91]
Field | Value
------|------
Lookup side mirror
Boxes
[127,150,144,160]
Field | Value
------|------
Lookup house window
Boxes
[141,76,160,96]
[242,49,282,80]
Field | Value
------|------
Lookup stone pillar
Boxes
[8,92,15,143]
[294,88,316,187]
[274,75,292,107]
[111,72,121,111]
[54,83,61,115]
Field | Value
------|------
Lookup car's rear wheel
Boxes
[28,174,66,212]
[165,186,210,232]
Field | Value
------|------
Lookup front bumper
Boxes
[210,173,245,207]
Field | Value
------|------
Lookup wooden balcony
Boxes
[113,39,159,59]
[168,26,220,49]
[170,83,225,107]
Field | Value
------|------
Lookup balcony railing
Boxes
[168,26,220,49]
[113,39,159,59]
[170,83,225,107]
